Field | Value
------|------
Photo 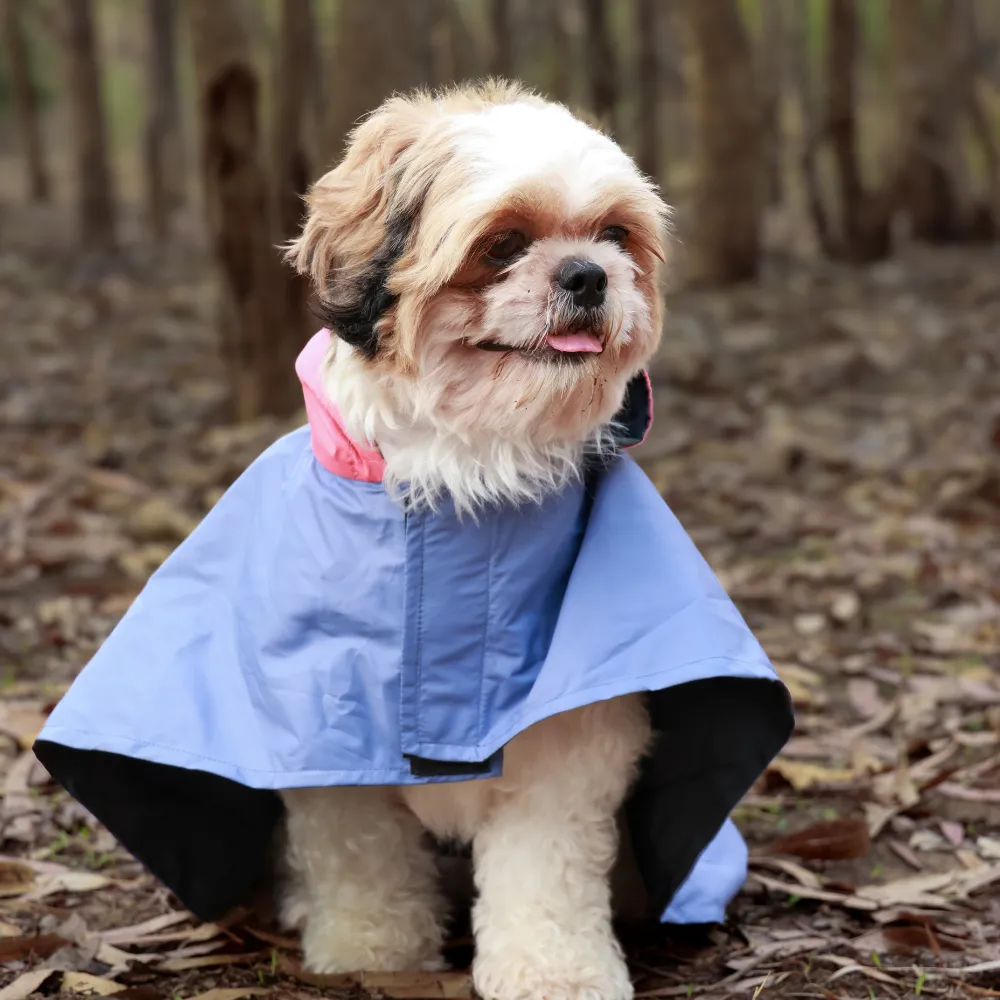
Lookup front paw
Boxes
[473,938,633,1000]
[302,922,444,974]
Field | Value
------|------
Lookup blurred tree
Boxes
[822,0,893,262]
[582,0,618,134]
[64,0,116,250]
[144,0,184,241]
[758,0,783,205]
[888,0,994,241]
[634,0,660,183]
[2,0,51,202]
[325,0,436,161]
[958,0,1000,226]
[679,0,763,284]
[273,0,315,245]
[545,0,573,105]
[185,0,300,419]
[271,0,316,374]
[489,0,512,77]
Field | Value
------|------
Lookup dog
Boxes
[35,79,789,1000]
[278,81,668,998]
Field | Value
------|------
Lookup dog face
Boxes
[288,82,669,505]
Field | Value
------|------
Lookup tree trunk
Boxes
[271,0,316,381]
[2,0,51,202]
[958,0,999,233]
[582,0,618,135]
[546,0,574,105]
[324,0,437,162]
[825,0,892,262]
[64,0,116,250]
[144,0,184,241]
[489,0,511,77]
[185,0,299,420]
[634,0,659,183]
[758,0,783,205]
[273,0,315,245]
[887,0,974,242]
[679,0,763,285]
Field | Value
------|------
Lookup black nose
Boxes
[557,258,607,309]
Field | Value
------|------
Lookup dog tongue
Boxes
[546,331,603,353]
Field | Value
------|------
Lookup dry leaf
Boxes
[157,950,265,972]
[0,969,56,1000]
[749,872,877,910]
[770,818,870,860]
[278,956,473,998]
[940,819,965,847]
[98,910,191,945]
[0,859,37,897]
[25,870,113,900]
[243,925,301,950]
[846,678,887,719]
[768,759,860,791]
[62,971,126,995]
[0,933,68,962]
[773,663,825,706]
[182,991,269,1000]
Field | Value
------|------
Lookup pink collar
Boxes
[296,329,653,481]
[296,330,386,482]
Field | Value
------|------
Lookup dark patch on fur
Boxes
[312,211,416,360]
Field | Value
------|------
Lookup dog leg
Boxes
[471,695,651,1000]
[281,786,446,973]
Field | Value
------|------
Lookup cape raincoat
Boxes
[35,330,793,926]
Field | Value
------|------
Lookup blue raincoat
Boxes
[35,331,792,925]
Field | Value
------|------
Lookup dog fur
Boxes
[279,81,670,1000]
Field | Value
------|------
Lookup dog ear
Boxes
[285,96,430,358]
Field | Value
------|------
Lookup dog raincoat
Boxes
[35,330,793,926]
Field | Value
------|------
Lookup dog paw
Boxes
[473,945,633,1000]
[301,926,443,974]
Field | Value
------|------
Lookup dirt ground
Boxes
[1,205,999,1000]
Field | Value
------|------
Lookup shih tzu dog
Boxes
[279,82,668,999]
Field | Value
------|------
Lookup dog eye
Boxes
[600,225,629,247]
[485,231,527,264]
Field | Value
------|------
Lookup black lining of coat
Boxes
[34,676,791,924]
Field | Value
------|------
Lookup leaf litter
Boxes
[2,228,1000,1000]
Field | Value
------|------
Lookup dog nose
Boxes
[557,258,607,309]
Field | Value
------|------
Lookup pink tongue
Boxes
[546,331,603,353]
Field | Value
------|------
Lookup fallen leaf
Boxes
[827,964,901,986]
[977,836,1000,860]
[768,759,861,791]
[846,678,887,719]
[243,925,301,950]
[851,924,962,955]
[24,870,113,900]
[185,991,269,1000]
[748,872,877,910]
[770,818,870,860]
[0,933,68,961]
[940,819,966,846]
[888,839,923,871]
[910,829,947,852]
[98,911,191,945]
[62,971,126,995]
[0,969,57,1000]
[157,950,265,972]
[278,956,474,998]
[0,859,36,897]
[939,782,1000,804]
[773,663,826,707]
